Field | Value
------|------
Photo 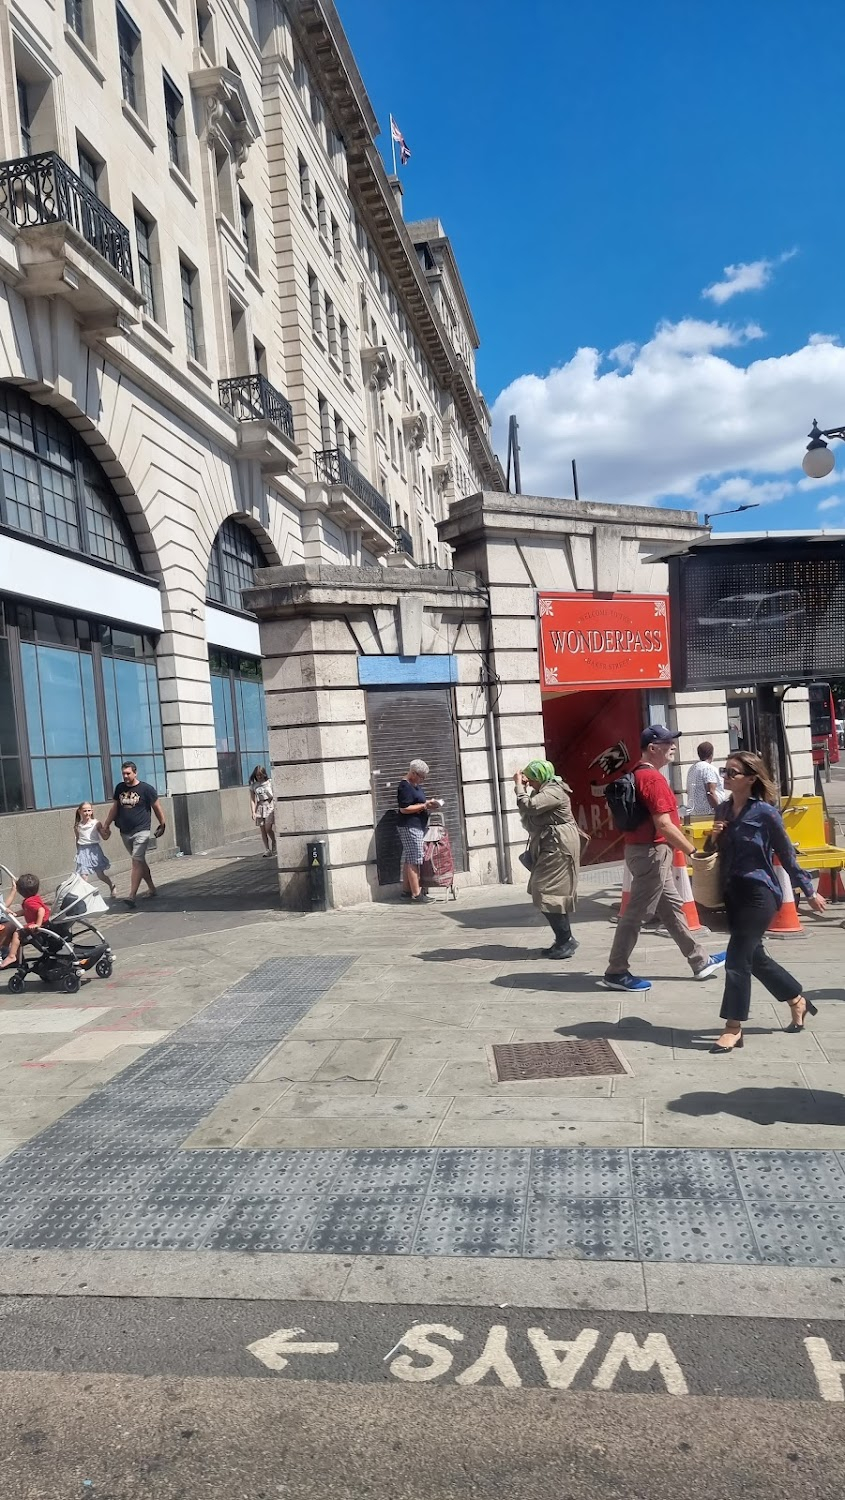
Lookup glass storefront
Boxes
[209,648,269,788]
[0,600,165,813]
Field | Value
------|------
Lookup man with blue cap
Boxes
[602,725,726,993]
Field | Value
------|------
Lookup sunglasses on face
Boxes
[723,768,749,780]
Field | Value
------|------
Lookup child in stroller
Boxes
[0,865,114,995]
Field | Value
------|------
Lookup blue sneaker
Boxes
[694,951,727,981]
[601,972,652,992]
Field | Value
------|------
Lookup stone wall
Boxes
[246,564,499,908]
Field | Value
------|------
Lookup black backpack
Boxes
[605,771,649,832]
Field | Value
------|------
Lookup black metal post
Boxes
[307,840,328,910]
[756,685,786,794]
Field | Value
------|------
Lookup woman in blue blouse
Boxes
[707,751,826,1053]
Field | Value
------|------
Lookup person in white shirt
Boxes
[686,741,726,817]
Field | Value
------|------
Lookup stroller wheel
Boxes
[95,957,113,979]
[7,971,24,995]
[61,973,81,995]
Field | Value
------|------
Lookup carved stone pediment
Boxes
[402,410,428,450]
[189,65,259,176]
[361,345,392,391]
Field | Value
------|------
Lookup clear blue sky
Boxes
[339,0,845,525]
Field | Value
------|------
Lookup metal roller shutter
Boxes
[366,686,466,886]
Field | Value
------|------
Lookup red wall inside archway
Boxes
[542,690,644,864]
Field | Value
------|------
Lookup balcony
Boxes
[314,449,395,540]
[218,373,298,474]
[0,151,142,333]
[393,524,414,557]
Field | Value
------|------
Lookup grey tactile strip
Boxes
[1,958,845,1264]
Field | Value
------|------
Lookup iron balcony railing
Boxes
[218,374,295,441]
[314,448,392,530]
[0,151,134,283]
[393,524,414,557]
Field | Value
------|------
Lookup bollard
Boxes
[307,840,328,910]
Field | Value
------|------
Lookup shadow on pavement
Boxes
[806,987,845,1006]
[493,971,599,993]
[105,854,282,946]
[417,945,541,963]
[667,1087,845,1126]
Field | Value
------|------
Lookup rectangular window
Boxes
[398,429,406,478]
[196,0,214,59]
[16,78,32,154]
[324,294,338,361]
[308,267,322,340]
[339,318,351,379]
[116,4,141,114]
[163,72,184,171]
[134,209,157,320]
[65,0,85,40]
[331,213,342,266]
[209,649,268,789]
[253,338,267,377]
[77,145,100,197]
[298,152,311,214]
[317,391,332,450]
[315,185,328,240]
[348,428,358,465]
[180,258,201,362]
[239,192,255,268]
[334,411,345,454]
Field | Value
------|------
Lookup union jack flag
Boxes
[390,116,412,166]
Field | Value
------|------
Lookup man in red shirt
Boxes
[603,726,726,993]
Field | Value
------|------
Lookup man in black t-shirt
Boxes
[396,758,439,902]
[101,761,166,908]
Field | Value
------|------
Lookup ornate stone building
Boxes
[0,0,502,874]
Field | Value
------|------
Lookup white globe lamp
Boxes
[803,420,836,479]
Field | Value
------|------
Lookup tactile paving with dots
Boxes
[490,1038,627,1082]
[1,955,845,1264]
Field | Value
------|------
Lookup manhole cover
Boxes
[488,1038,628,1083]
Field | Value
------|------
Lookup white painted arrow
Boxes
[247,1327,340,1373]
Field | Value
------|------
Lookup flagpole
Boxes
[389,114,397,176]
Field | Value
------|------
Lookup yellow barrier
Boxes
[687,795,845,877]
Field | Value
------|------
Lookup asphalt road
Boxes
[2,1296,845,1402]
[4,1370,845,1500]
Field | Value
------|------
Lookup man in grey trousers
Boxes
[602,725,726,994]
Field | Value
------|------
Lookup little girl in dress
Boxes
[74,802,116,897]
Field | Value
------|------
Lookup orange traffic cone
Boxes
[671,846,706,932]
[767,861,805,936]
[818,868,845,901]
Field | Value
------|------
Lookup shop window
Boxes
[0,384,139,570]
[4,602,164,812]
[209,648,269,788]
[206,518,267,611]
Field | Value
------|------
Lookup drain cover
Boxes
[489,1038,627,1083]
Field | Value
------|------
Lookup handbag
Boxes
[690,849,724,909]
[518,842,535,872]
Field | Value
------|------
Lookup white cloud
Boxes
[818,496,844,513]
[491,322,845,511]
[702,250,797,305]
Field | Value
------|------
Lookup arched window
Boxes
[206,518,267,610]
[0,385,140,570]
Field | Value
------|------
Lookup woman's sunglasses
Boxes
[723,768,749,780]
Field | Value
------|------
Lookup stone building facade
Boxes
[248,492,816,909]
[0,0,501,878]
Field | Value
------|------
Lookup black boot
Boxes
[541,913,579,960]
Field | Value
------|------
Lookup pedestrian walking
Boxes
[101,761,166,909]
[686,741,726,816]
[397,759,440,902]
[514,760,586,958]
[603,725,726,993]
[705,751,826,1053]
[249,766,276,857]
[73,801,116,898]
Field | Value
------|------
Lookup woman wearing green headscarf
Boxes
[514,760,586,958]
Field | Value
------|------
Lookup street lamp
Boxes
[802,418,845,479]
[703,502,761,525]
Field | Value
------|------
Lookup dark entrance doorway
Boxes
[366,687,466,885]
[542,689,645,864]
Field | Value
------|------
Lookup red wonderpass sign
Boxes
[538,593,672,691]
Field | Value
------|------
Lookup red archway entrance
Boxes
[542,690,644,864]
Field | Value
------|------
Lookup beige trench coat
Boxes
[516,780,582,914]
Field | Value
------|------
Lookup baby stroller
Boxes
[420,811,457,901]
[0,866,114,996]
